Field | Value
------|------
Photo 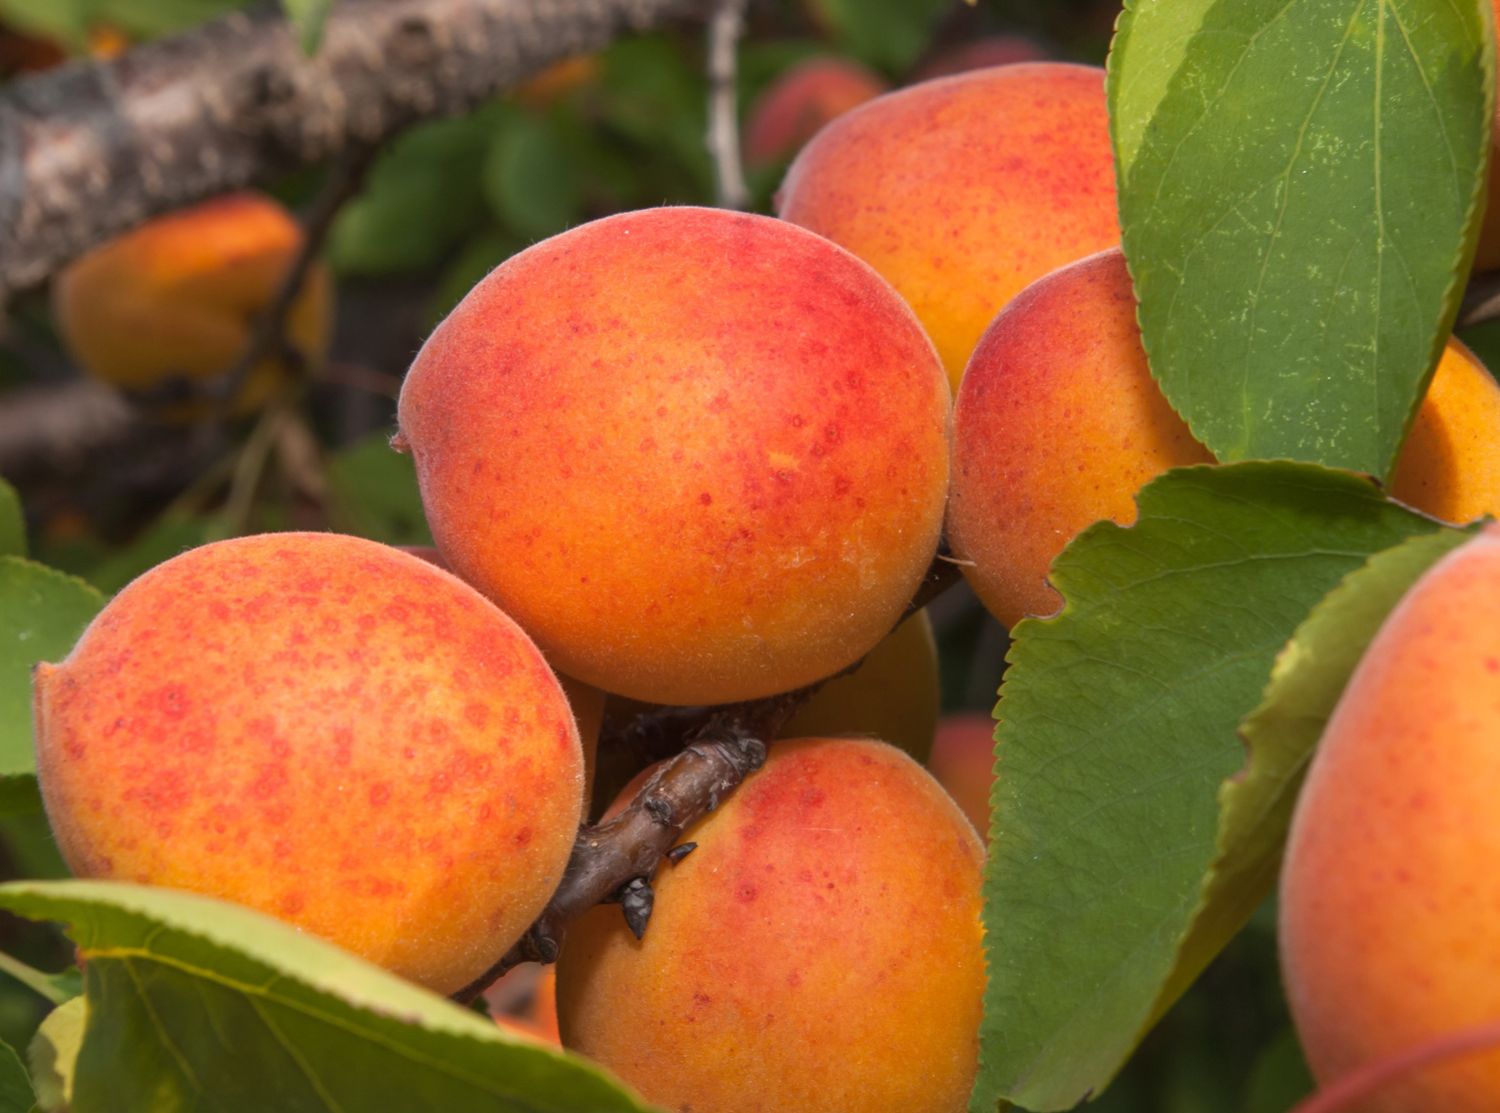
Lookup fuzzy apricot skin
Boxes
[1280,525,1500,1112]
[556,737,985,1113]
[33,533,583,996]
[52,193,333,414]
[777,62,1119,391]
[948,248,1500,629]
[397,206,950,706]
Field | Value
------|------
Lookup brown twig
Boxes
[1458,267,1500,329]
[451,547,962,1002]
[0,0,714,302]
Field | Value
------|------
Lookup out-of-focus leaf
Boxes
[0,953,78,1009]
[1111,0,1493,477]
[82,514,213,596]
[484,111,584,240]
[330,111,495,276]
[89,0,245,38]
[805,0,947,72]
[1242,1028,1315,1113]
[0,559,103,808]
[597,37,713,200]
[280,0,328,52]
[0,881,657,1112]
[0,1037,33,1113]
[0,481,23,560]
[428,229,519,326]
[975,462,1442,1111]
[325,433,431,545]
[27,997,82,1113]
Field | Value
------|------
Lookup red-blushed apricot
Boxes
[947,248,1500,628]
[743,56,888,170]
[32,532,583,995]
[401,544,605,790]
[1280,524,1500,1111]
[51,192,333,416]
[397,206,950,706]
[778,63,1119,390]
[556,737,985,1113]
[927,712,996,839]
[779,609,939,762]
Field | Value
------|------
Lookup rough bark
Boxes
[0,0,710,300]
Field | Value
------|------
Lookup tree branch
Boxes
[704,0,749,209]
[0,0,712,301]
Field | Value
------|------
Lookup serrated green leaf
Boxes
[280,0,329,53]
[1110,0,1493,476]
[0,481,24,560]
[0,1036,35,1113]
[0,881,658,1113]
[0,558,104,793]
[975,462,1441,1111]
[1159,527,1475,1012]
[27,997,82,1113]
[326,433,432,545]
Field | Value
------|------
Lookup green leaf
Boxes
[804,0,947,72]
[329,111,494,276]
[0,1036,35,1113]
[0,881,657,1113]
[1110,0,1494,477]
[1166,527,1475,1012]
[83,514,214,596]
[88,0,247,39]
[0,0,85,47]
[483,111,585,240]
[975,462,1442,1111]
[0,558,104,803]
[1242,1027,1314,1113]
[280,0,329,52]
[27,997,82,1113]
[326,433,432,546]
[0,480,24,560]
[0,951,80,1007]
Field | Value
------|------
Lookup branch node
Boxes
[617,877,655,939]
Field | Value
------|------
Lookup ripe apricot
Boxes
[556,737,985,1113]
[927,712,996,839]
[52,192,333,415]
[779,609,940,762]
[743,57,888,169]
[1280,524,1500,1111]
[947,248,1500,628]
[33,533,583,995]
[778,62,1119,390]
[397,206,949,706]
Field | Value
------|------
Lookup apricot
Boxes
[927,712,997,839]
[402,544,604,789]
[742,57,888,170]
[947,248,1500,628]
[778,62,1119,390]
[397,206,949,706]
[556,737,985,1113]
[1279,524,1500,1111]
[32,532,583,995]
[52,192,333,415]
[779,609,939,762]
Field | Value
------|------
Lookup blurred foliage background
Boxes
[0,0,1425,1106]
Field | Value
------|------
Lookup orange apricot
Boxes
[556,737,985,1113]
[947,248,1500,628]
[1280,524,1500,1111]
[52,192,333,415]
[779,609,939,762]
[397,206,949,706]
[778,62,1119,390]
[927,712,997,839]
[33,533,583,995]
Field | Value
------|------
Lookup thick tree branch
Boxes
[0,0,711,300]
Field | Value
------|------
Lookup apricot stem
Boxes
[1287,1019,1500,1113]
